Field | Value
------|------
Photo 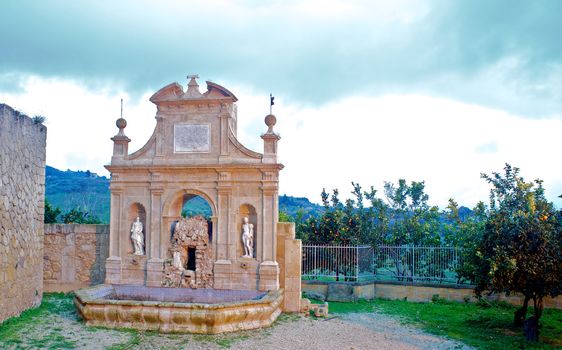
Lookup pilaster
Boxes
[146,175,164,287]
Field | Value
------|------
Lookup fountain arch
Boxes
[81,75,302,334]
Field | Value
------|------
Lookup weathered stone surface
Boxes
[75,284,283,334]
[104,76,283,293]
[0,104,46,323]
[327,283,356,302]
[43,224,109,292]
[162,216,213,288]
[276,222,302,312]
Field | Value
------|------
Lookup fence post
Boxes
[355,245,359,281]
[411,245,415,283]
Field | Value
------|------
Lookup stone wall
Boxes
[276,222,302,312]
[302,280,562,309]
[0,104,47,323]
[44,224,109,292]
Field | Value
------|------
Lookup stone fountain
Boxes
[75,75,302,333]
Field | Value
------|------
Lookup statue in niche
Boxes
[241,216,254,258]
[130,217,144,255]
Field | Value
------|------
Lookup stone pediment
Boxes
[150,76,238,104]
[109,75,280,167]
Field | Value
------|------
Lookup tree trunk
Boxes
[534,297,544,320]
[523,297,543,342]
[524,316,539,342]
[514,295,530,326]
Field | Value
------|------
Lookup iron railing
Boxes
[302,244,467,285]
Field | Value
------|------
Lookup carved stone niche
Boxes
[162,216,213,288]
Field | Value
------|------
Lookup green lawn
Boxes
[328,297,562,349]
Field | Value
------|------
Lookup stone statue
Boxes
[130,217,144,255]
[241,217,254,258]
[172,251,184,271]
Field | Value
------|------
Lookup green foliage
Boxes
[61,207,102,224]
[278,210,293,223]
[181,196,212,219]
[44,198,61,223]
[298,183,384,244]
[32,115,46,124]
[294,180,443,247]
[469,164,562,326]
[279,194,323,218]
[383,179,441,245]
[46,165,110,223]
[444,199,487,284]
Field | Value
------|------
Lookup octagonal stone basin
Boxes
[74,284,283,334]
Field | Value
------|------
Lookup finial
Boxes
[115,98,127,137]
[185,74,202,97]
[264,114,277,134]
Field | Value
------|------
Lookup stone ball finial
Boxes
[265,114,276,134]
[116,117,127,136]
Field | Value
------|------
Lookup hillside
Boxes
[279,194,323,218]
[45,166,322,223]
[45,166,110,223]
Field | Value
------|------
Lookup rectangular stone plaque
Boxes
[174,124,210,153]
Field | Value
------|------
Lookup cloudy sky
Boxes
[1,0,561,208]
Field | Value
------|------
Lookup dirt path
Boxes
[0,295,473,349]
[227,313,472,350]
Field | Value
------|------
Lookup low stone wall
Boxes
[0,104,47,323]
[302,280,562,309]
[44,224,109,292]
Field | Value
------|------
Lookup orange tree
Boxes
[444,199,487,284]
[470,164,562,333]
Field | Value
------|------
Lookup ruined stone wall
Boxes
[0,104,47,323]
[44,224,109,292]
[277,222,302,312]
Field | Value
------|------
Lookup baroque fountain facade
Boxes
[74,76,302,333]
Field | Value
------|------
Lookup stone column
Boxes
[105,188,122,284]
[219,112,230,162]
[258,171,279,291]
[214,172,232,289]
[146,179,164,287]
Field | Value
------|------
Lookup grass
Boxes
[327,297,562,349]
[0,292,78,348]
[3,292,561,349]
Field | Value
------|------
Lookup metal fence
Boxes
[302,244,467,285]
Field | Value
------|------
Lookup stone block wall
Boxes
[44,224,109,292]
[302,280,562,309]
[0,104,47,323]
[276,222,302,312]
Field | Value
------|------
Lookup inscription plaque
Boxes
[174,124,210,153]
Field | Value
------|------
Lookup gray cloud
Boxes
[1,0,561,116]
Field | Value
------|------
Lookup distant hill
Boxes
[45,166,110,223]
[45,166,322,223]
[279,194,323,218]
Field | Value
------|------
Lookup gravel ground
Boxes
[228,313,473,350]
[0,296,473,350]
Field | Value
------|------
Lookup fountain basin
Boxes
[74,284,283,334]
